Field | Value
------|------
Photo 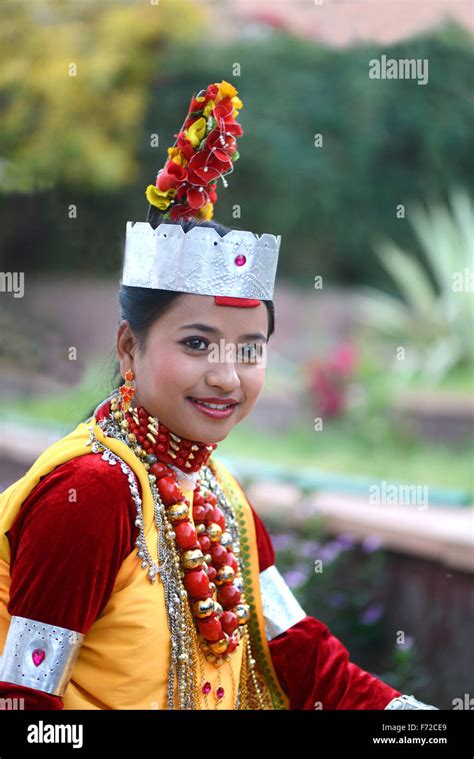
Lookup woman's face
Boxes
[117,294,270,443]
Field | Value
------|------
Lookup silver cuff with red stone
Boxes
[0,615,84,696]
[259,565,307,640]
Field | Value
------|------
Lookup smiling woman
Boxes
[0,80,438,712]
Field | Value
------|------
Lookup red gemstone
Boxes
[221,610,239,635]
[216,686,225,699]
[184,570,210,598]
[32,649,45,667]
[202,681,211,694]
[210,544,229,566]
[218,585,241,609]
[198,616,223,641]
[235,254,246,266]
[174,522,198,550]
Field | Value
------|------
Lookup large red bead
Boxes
[220,610,239,635]
[206,493,218,506]
[198,616,223,641]
[210,543,229,566]
[150,462,172,479]
[174,522,198,550]
[212,507,226,530]
[193,493,206,506]
[217,585,241,608]
[198,535,211,553]
[193,505,206,523]
[184,570,210,598]
[203,503,215,524]
[158,476,182,505]
[226,552,238,572]
[206,565,217,582]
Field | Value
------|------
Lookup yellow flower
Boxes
[197,202,214,221]
[145,185,176,210]
[167,146,187,167]
[215,80,238,103]
[232,96,243,111]
[185,117,206,147]
[203,100,215,118]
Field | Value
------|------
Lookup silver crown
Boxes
[121,222,281,300]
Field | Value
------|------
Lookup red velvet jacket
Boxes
[0,454,401,710]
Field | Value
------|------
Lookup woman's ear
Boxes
[116,320,137,376]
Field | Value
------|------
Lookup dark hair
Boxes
[80,217,275,421]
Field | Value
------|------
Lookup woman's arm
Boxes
[0,454,138,709]
[249,499,438,710]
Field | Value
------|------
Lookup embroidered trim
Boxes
[0,616,84,696]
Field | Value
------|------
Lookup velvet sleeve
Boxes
[0,453,139,709]
[248,500,402,710]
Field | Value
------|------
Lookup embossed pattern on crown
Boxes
[121,222,281,299]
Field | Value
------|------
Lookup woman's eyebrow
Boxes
[179,323,267,341]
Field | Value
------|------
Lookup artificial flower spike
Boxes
[145,80,244,222]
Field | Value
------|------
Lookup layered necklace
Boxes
[88,391,265,709]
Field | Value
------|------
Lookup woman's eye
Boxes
[183,338,209,351]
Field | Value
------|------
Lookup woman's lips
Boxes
[187,397,238,419]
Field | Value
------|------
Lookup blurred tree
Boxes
[0,0,203,191]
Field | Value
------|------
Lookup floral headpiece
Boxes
[145,80,244,222]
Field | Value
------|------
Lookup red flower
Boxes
[169,203,194,221]
[187,187,209,209]
[176,133,195,161]
[156,161,187,192]
[205,129,237,160]
[213,96,234,121]
[186,151,226,186]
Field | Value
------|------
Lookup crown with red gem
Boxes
[121,79,281,306]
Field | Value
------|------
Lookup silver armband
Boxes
[0,616,84,696]
[385,694,439,710]
[259,565,307,640]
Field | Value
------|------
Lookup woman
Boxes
[0,81,437,710]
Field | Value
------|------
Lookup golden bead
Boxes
[113,411,122,420]
[193,598,215,619]
[203,553,212,564]
[209,635,229,655]
[196,523,206,535]
[181,549,204,570]
[147,423,158,435]
[215,565,235,586]
[146,432,156,445]
[207,523,222,542]
[168,503,189,523]
[120,419,129,430]
[233,603,250,625]
[127,433,137,444]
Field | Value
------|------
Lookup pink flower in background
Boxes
[305,342,358,419]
